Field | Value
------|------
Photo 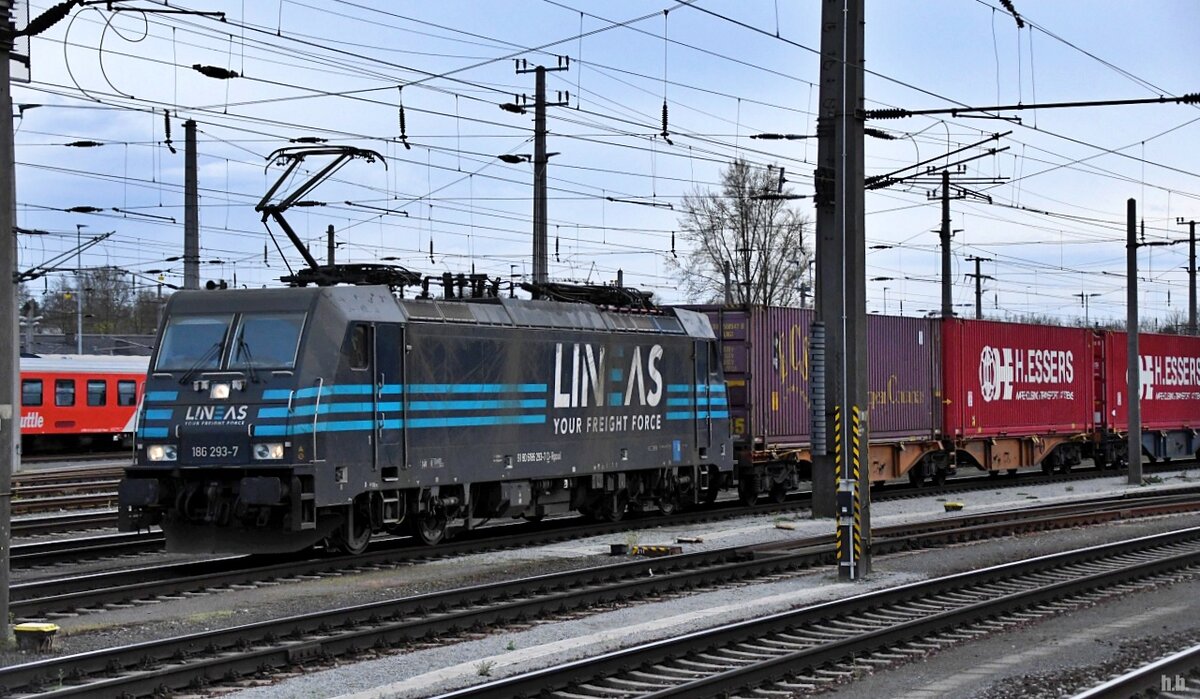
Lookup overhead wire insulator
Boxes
[192,64,239,80]
[163,110,176,154]
[998,0,1025,28]
[660,100,673,145]
[864,108,912,120]
[398,86,412,150]
[17,0,79,37]
[864,127,898,140]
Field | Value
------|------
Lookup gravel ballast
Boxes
[209,470,1200,698]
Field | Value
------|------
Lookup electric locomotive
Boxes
[118,283,733,554]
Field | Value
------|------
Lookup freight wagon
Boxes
[942,319,1094,473]
[1094,330,1200,465]
[700,309,1108,495]
[697,306,946,496]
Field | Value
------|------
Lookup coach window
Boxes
[87,380,107,407]
[55,379,76,407]
[21,379,42,407]
[349,324,370,370]
[117,380,137,406]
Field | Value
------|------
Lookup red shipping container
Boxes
[695,306,941,448]
[1098,331,1200,432]
[942,319,1092,438]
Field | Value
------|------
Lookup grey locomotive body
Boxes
[119,285,733,553]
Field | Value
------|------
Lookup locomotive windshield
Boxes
[156,314,233,371]
[155,311,307,372]
[229,312,305,369]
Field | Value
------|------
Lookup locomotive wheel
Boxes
[330,499,372,555]
[599,492,628,522]
[415,512,448,545]
[657,495,680,516]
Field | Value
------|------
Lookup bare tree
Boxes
[671,159,811,306]
[37,268,142,335]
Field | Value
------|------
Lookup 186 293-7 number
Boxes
[192,445,239,458]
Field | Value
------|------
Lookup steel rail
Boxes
[12,487,1200,620]
[11,531,164,568]
[1071,643,1200,698]
[11,511,117,537]
[4,498,1200,697]
[439,527,1200,698]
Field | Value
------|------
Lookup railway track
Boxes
[11,511,117,538]
[11,531,164,569]
[12,465,125,483]
[10,492,117,516]
[1074,643,1200,698]
[443,527,1200,699]
[4,491,1199,697]
[17,479,1200,616]
[7,462,1194,570]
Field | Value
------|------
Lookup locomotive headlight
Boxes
[146,444,177,462]
[210,383,231,400]
[253,442,285,460]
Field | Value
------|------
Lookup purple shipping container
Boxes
[693,306,942,475]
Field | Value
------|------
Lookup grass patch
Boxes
[185,610,237,624]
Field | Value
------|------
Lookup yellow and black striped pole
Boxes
[835,405,869,579]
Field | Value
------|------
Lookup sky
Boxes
[10,0,1200,328]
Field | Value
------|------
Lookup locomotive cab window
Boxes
[348,324,370,370]
[117,380,137,406]
[55,379,75,407]
[21,379,42,406]
[87,380,107,407]
[229,312,306,370]
[156,314,233,371]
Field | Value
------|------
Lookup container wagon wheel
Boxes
[769,481,788,504]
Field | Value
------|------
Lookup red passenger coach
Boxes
[19,355,149,452]
[1096,331,1200,463]
[942,319,1093,472]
